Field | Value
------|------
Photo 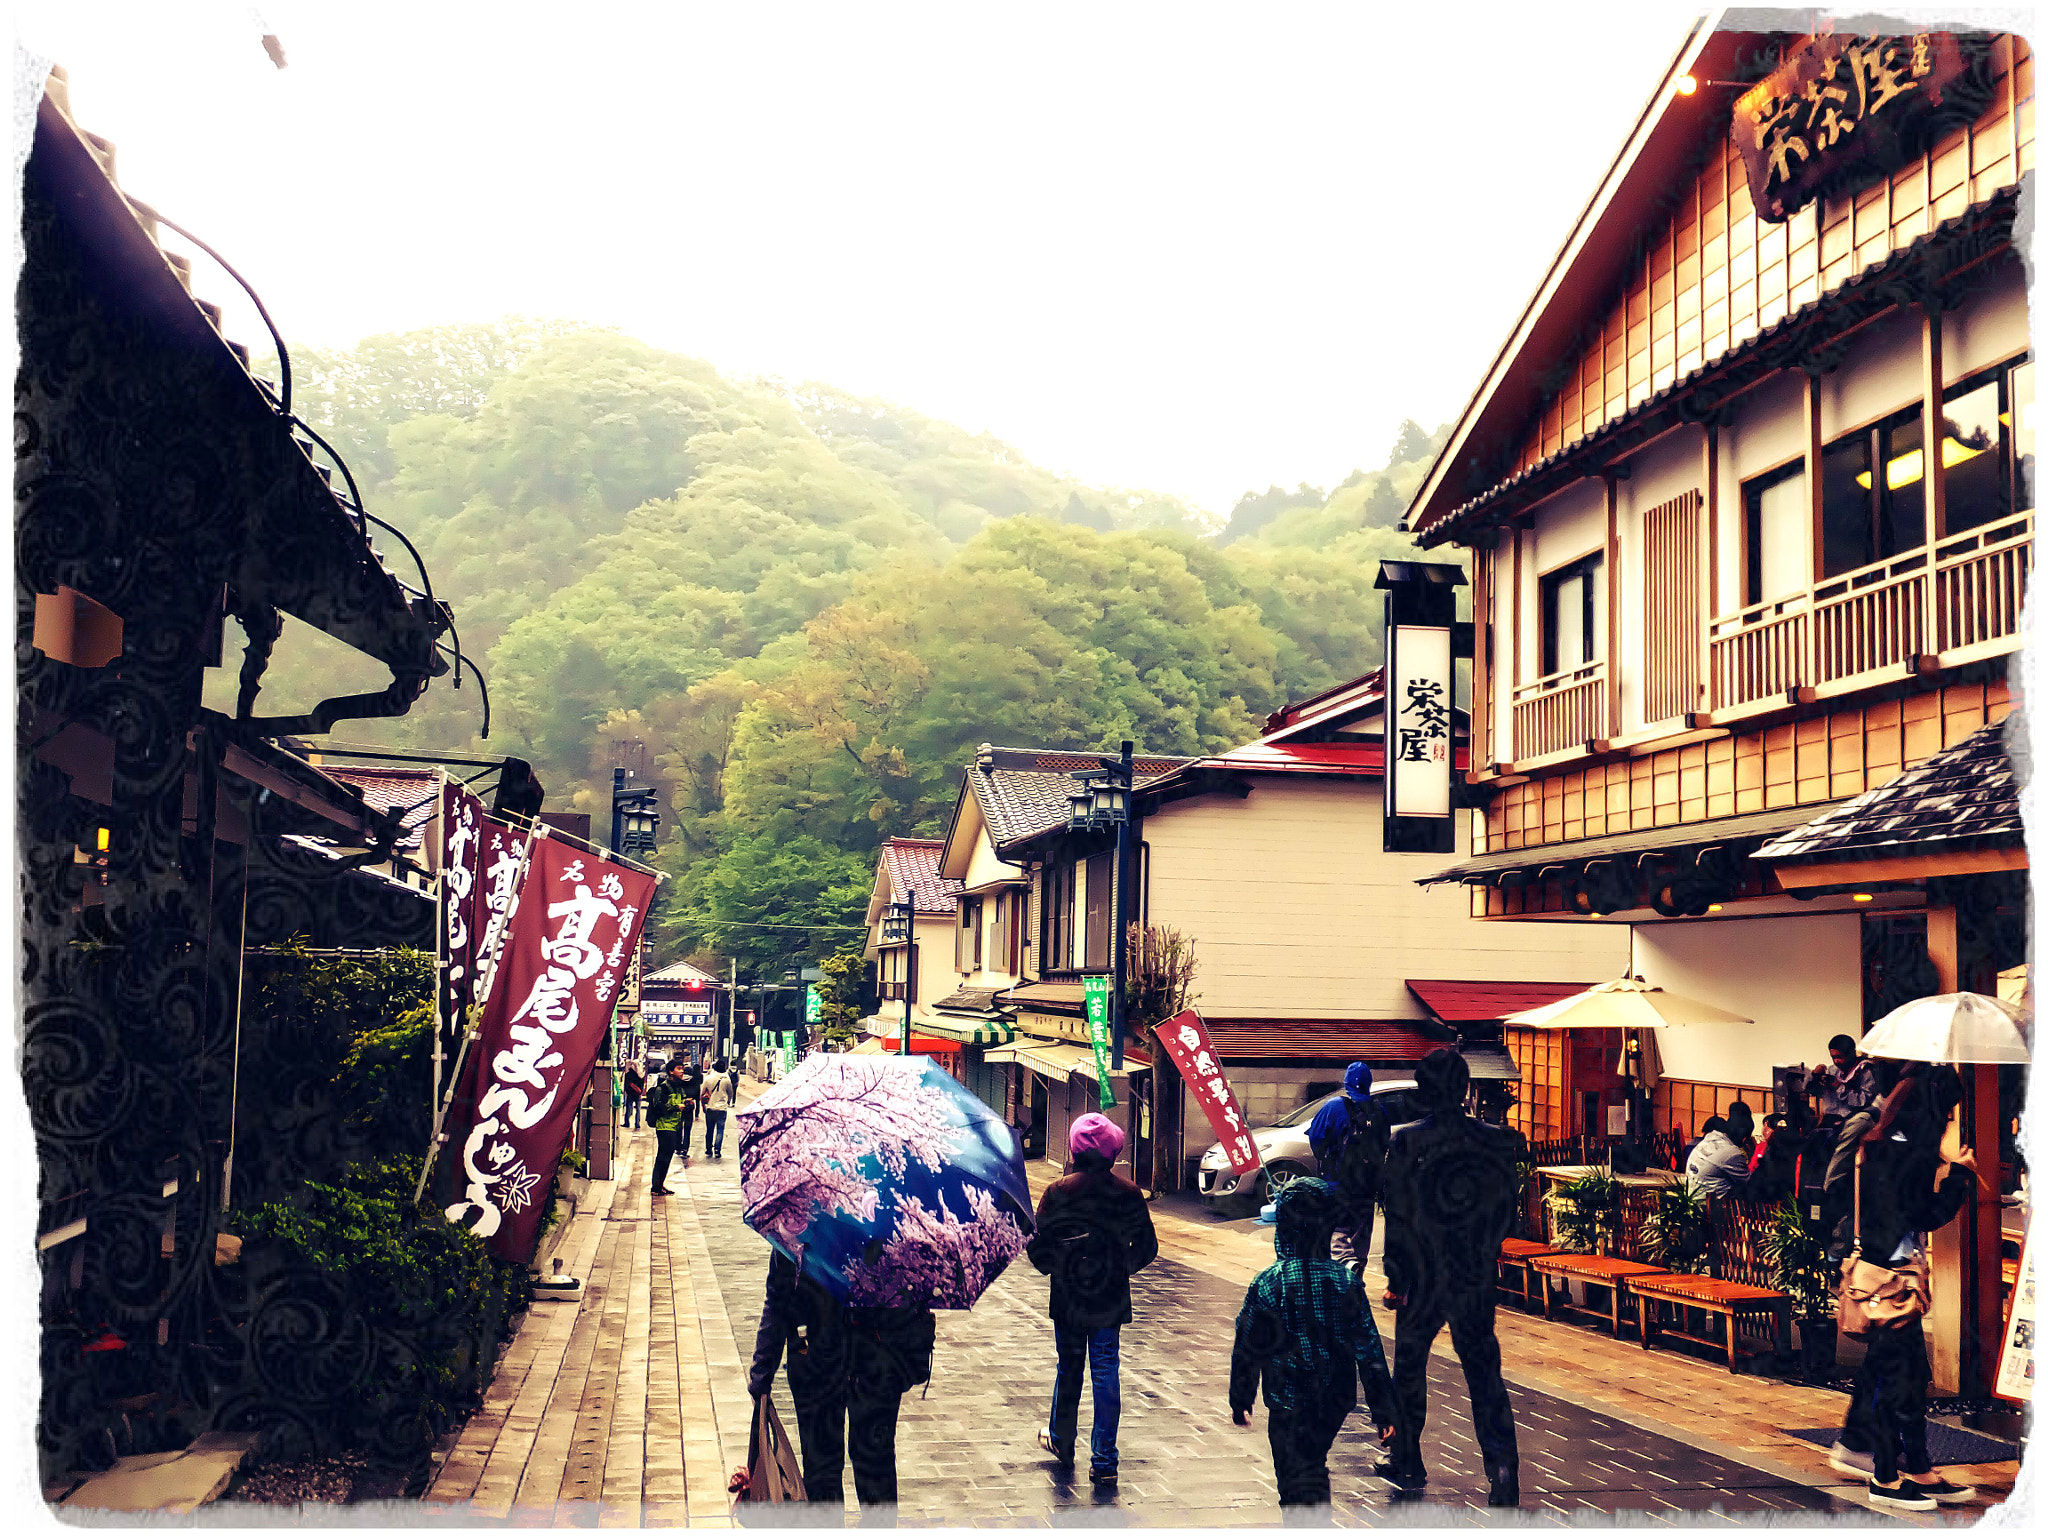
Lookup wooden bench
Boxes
[1528,1254,1666,1338]
[1626,1196,1792,1372]
[1497,1238,1560,1311]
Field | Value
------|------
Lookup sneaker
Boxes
[1866,1480,1937,1512]
[1905,1477,1977,1505]
[1487,1471,1520,1507]
[1035,1431,1073,1470]
[1826,1443,1875,1478]
[1088,1467,1117,1488]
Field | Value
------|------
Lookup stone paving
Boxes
[422,1081,2021,1527]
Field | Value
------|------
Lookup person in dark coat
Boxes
[1379,1047,1523,1506]
[1307,1061,1389,1276]
[646,1059,690,1196]
[1025,1112,1157,1487]
[676,1055,705,1158]
[622,1057,648,1131]
[747,1249,937,1506]
[1228,1176,1395,1508]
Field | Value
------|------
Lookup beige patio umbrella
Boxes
[1860,991,2030,1064]
[1502,974,1752,1031]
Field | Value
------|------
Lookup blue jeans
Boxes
[1049,1323,1121,1473]
[703,1109,727,1156]
[623,1095,643,1129]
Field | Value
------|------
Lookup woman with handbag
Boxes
[1836,1116,1980,1512]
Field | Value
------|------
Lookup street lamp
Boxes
[1069,741,1135,1071]
[882,898,914,1055]
[610,766,661,858]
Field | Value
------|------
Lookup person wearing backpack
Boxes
[1307,1062,1389,1276]
[1025,1113,1157,1488]
[646,1058,688,1196]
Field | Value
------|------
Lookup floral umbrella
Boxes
[734,1053,1035,1309]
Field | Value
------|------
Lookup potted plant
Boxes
[1762,1200,1838,1380]
[1545,1171,1621,1254]
[1641,1181,1713,1274]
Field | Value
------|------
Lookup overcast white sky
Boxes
[17,1,1715,512]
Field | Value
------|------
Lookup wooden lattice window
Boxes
[1643,490,1703,723]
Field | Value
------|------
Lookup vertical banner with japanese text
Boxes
[1388,624,1452,818]
[1151,1009,1259,1175]
[1083,975,1116,1109]
[437,782,488,1049]
[443,835,659,1259]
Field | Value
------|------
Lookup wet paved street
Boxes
[680,1137,1862,1527]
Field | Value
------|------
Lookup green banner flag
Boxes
[1083,975,1115,1109]
[804,984,821,1024]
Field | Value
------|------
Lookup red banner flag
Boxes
[437,781,488,1034]
[443,833,658,1258]
[1152,1009,1261,1176]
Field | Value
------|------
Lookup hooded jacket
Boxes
[1228,1178,1394,1422]
[1306,1063,1388,1204]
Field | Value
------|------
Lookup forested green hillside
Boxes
[251,323,1451,968]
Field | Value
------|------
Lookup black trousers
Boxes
[1391,1292,1518,1482]
[1331,1202,1375,1276]
[1266,1402,1351,1506]
[651,1128,681,1192]
[679,1104,698,1155]
[792,1382,904,1505]
[1848,1319,1932,1484]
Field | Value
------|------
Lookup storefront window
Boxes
[1539,552,1603,676]
[1742,461,1807,604]
[1823,405,1928,578]
[1943,357,2033,533]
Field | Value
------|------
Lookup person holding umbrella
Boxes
[747,1249,936,1506]
[1026,1112,1157,1488]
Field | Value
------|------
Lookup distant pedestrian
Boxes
[622,1057,648,1131]
[647,1059,689,1196]
[1685,1102,1755,1197]
[1026,1113,1158,1488]
[677,1055,705,1159]
[747,1249,936,1506]
[1380,1047,1521,1506]
[1228,1176,1395,1509]
[1307,1062,1388,1276]
[702,1056,735,1159]
[1808,1034,1880,1121]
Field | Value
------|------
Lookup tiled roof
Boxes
[880,838,961,915]
[1753,723,2020,864]
[970,745,1193,853]
[1262,671,1384,737]
[646,960,723,986]
[1406,979,1595,1024]
[320,765,439,852]
[932,986,1009,1019]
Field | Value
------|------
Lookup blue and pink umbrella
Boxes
[734,1053,1034,1309]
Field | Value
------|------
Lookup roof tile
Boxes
[1753,722,2019,863]
[880,838,962,915]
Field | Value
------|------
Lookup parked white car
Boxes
[1196,1079,1425,1213]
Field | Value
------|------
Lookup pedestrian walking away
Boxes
[747,1248,937,1506]
[1307,1061,1389,1277]
[677,1053,704,1159]
[1379,1046,1522,1507]
[1026,1112,1158,1487]
[622,1056,648,1131]
[701,1055,735,1159]
[646,1058,690,1196]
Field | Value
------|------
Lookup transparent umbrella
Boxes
[1860,991,2030,1064]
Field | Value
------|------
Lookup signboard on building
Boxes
[804,983,822,1024]
[1082,974,1115,1109]
[642,997,716,1042]
[1995,1226,2034,1405]
[1152,1009,1259,1176]
[1732,33,1977,224]
[1379,561,1464,854]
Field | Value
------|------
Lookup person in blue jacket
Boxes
[1307,1062,1389,1275]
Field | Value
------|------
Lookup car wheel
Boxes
[1266,1159,1313,1193]
[1221,1169,1268,1218]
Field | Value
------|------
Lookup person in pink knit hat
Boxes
[1024,1113,1157,1488]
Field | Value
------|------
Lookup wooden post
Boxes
[1605,475,1622,736]
[1473,539,1491,770]
[1963,1062,2003,1394]
[1508,523,1524,767]
[1701,423,1718,712]
[1804,368,1824,686]
[1926,905,1965,1392]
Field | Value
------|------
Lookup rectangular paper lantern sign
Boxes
[443,834,658,1259]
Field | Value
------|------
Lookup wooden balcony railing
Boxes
[1934,510,2033,656]
[1511,663,1607,760]
[1708,514,2028,713]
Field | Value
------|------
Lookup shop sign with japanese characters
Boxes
[1387,625,1452,819]
[1152,1009,1261,1176]
[1733,33,1972,223]
[437,782,488,1038]
[444,833,659,1260]
[1083,975,1115,1109]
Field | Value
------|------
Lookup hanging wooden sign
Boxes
[1732,33,1977,224]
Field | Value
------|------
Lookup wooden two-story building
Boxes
[1404,20,2030,1393]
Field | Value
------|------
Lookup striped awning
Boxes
[921,1013,1016,1045]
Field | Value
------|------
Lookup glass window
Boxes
[1824,406,1930,578]
[1743,463,1807,604]
[1540,553,1603,676]
[1876,411,1926,556]
[2013,361,2034,513]
[1943,374,2004,532]
[1820,432,1873,577]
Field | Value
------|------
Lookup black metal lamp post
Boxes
[881,898,914,1055]
[610,766,661,859]
[1068,741,1134,1071]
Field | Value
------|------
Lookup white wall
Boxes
[1635,913,1862,1088]
[1821,306,1922,439]
[1517,477,1605,688]
[1943,250,2030,384]
[1719,370,1807,611]
[1143,778,1628,1019]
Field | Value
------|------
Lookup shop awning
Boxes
[1200,1020,1442,1063]
[984,1041,1117,1081]
[1416,802,1832,886]
[1407,979,1597,1023]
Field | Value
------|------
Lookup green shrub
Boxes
[1641,1181,1712,1273]
[1546,1172,1620,1254]
[1762,1200,1837,1323]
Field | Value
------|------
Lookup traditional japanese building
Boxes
[1405,20,2030,1394]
